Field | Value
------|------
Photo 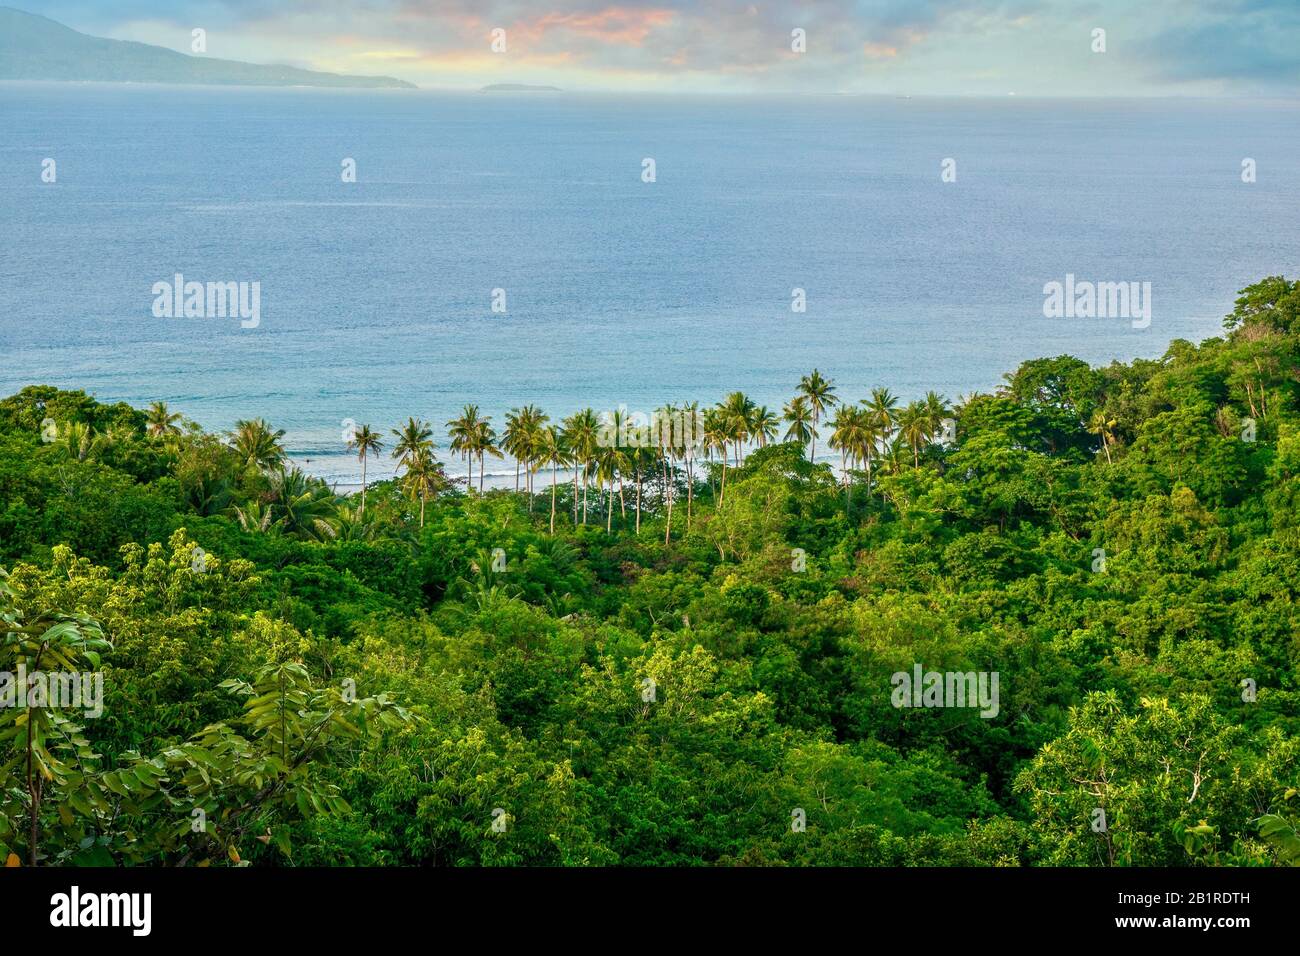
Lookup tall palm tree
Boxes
[391,417,433,471]
[563,408,599,524]
[702,406,730,507]
[516,404,548,505]
[537,425,569,535]
[798,369,837,461]
[783,396,815,452]
[229,418,286,473]
[402,448,445,527]
[1087,409,1117,464]
[347,424,383,515]
[923,391,952,441]
[470,417,501,494]
[751,405,779,449]
[447,405,483,492]
[863,388,901,438]
[721,391,755,465]
[899,401,929,468]
[829,405,868,507]
[145,401,182,438]
[503,407,528,493]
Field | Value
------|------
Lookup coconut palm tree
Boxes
[798,369,837,461]
[402,448,445,528]
[270,467,337,541]
[829,405,869,507]
[515,404,549,505]
[562,408,600,524]
[702,405,731,506]
[899,401,929,468]
[1087,409,1118,464]
[923,391,952,441]
[469,417,501,494]
[332,504,376,542]
[863,387,900,439]
[447,405,484,492]
[391,417,434,471]
[145,401,183,438]
[783,396,815,453]
[229,418,286,473]
[537,424,569,535]
[230,499,274,533]
[721,391,755,465]
[347,424,383,515]
[751,405,779,449]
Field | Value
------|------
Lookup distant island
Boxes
[481,84,562,93]
[0,6,416,89]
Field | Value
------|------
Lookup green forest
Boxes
[3,276,1299,867]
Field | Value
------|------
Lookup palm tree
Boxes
[1087,409,1117,464]
[859,416,886,501]
[721,391,755,465]
[503,408,528,493]
[145,401,182,438]
[447,405,484,492]
[751,405,779,449]
[50,420,95,462]
[270,467,337,541]
[230,499,274,533]
[513,405,548,505]
[681,401,701,531]
[230,418,286,473]
[798,369,837,461]
[899,401,929,468]
[563,409,600,524]
[332,504,376,542]
[402,448,445,527]
[829,405,868,507]
[347,424,383,515]
[391,417,433,471]
[470,417,501,494]
[537,425,569,535]
[702,406,730,506]
[863,387,901,438]
[923,391,952,441]
[783,396,815,452]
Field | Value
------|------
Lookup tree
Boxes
[144,401,182,438]
[798,369,837,461]
[347,424,383,516]
[229,418,286,474]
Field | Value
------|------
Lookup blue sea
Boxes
[2,84,1298,485]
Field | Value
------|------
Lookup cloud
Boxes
[11,0,1300,94]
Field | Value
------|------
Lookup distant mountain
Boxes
[481,84,562,93]
[0,7,416,89]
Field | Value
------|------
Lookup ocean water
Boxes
[2,84,1298,486]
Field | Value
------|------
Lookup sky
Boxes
[16,1,1300,96]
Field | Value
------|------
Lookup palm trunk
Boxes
[686,460,693,531]
[479,454,485,493]
[419,490,426,528]
[635,472,642,534]
[360,454,367,515]
[550,464,558,535]
[664,468,673,545]
[606,478,613,532]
